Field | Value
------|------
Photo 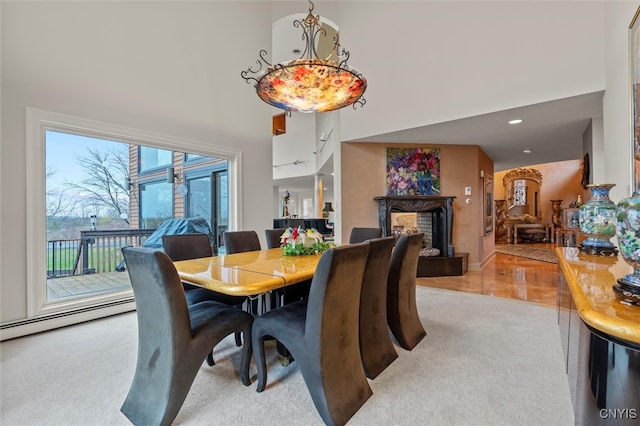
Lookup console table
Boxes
[511,223,554,244]
[556,248,639,424]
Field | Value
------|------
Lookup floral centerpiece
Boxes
[280,226,332,256]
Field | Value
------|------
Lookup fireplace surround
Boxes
[374,195,467,276]
[374,195,455,255]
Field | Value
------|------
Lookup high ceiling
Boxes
[274,91,604,193]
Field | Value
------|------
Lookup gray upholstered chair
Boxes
[223,230,261,253]
[162,233,246,353]
[251,242,372,426]
[162,233,246,307]
[359,236,398,379]
[120,247,253,426]
[265,228,287,249]
[387,233,427,350]
[349,227,383,243]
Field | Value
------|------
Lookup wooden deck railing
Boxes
[47,229,155,278]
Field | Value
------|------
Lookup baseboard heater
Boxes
[0,297,136,341]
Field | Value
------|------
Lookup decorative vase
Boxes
[614,192,640,304]
[417,175,433,195]
[578,183,618,255]
[494,200,507,243]
[551,199,562,228]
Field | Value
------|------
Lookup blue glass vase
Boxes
[615,192,640,303]
[417,175,433,195]
[578,183,617,255]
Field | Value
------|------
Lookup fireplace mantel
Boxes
[374,195,456,257]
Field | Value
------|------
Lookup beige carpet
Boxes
[0,287,573,425]
[495,244,558,264]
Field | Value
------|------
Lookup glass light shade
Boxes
[255,59,366,113]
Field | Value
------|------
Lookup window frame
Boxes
[26,107,243,318]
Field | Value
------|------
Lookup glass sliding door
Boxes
[184,167,228,253]
[27,107,241,335]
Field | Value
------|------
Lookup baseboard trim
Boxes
[0,298,136,341]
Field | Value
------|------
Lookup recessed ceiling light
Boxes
[523,148,531,153]
[509,119,523,125]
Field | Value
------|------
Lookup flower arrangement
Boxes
[386,148,441,195]
[280,226,332,256]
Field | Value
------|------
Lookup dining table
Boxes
[172,247,323,298]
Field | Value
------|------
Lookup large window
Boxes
[27,108,242,327]
[139,146,172,173]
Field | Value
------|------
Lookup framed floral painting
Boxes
[386,148,441,195]
[631,6,640,193]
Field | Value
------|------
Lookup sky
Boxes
[45,130,129,191]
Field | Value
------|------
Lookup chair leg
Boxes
[253,333,268,392]
[206,350,215,366]
[388,300,426,350]
[121,347,204,426]
[239,326,253,386]
[235,331,242,347]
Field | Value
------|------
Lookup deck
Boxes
[46,271,132,300]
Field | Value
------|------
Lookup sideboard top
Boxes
[556,247,640,345]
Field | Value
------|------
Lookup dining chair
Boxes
[162,233,245,306]
[223,230,261,253]
[265,228,287,249]
[162,233,247,353]
[387,233,427,350]
[120,247,253,426]
[359,236,398,379]
[349,227,383,243]
[251,242,372,426]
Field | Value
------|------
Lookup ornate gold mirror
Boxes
[503,168,542,220]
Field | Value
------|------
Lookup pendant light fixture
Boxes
[241,0,366,114]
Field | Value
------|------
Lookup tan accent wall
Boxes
[494,159,586,225]
[341,142,491,270]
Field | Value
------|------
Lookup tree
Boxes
[66,147,131,224]
[46,167,77,219]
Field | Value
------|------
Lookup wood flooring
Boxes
[417,243,558,308]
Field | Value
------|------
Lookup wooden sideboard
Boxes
[556,248,639,424]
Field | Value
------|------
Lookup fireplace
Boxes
[375,195,466,276]
[374,195,455,256]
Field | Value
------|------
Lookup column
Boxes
[314,174,323,218]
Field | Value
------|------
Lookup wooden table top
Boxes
[173,248,323,296]
[556,247,640,345]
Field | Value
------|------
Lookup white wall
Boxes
[604,1,638,202]
[338,1,607,141]
[1,1,274,322]
[272,113,316,179]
